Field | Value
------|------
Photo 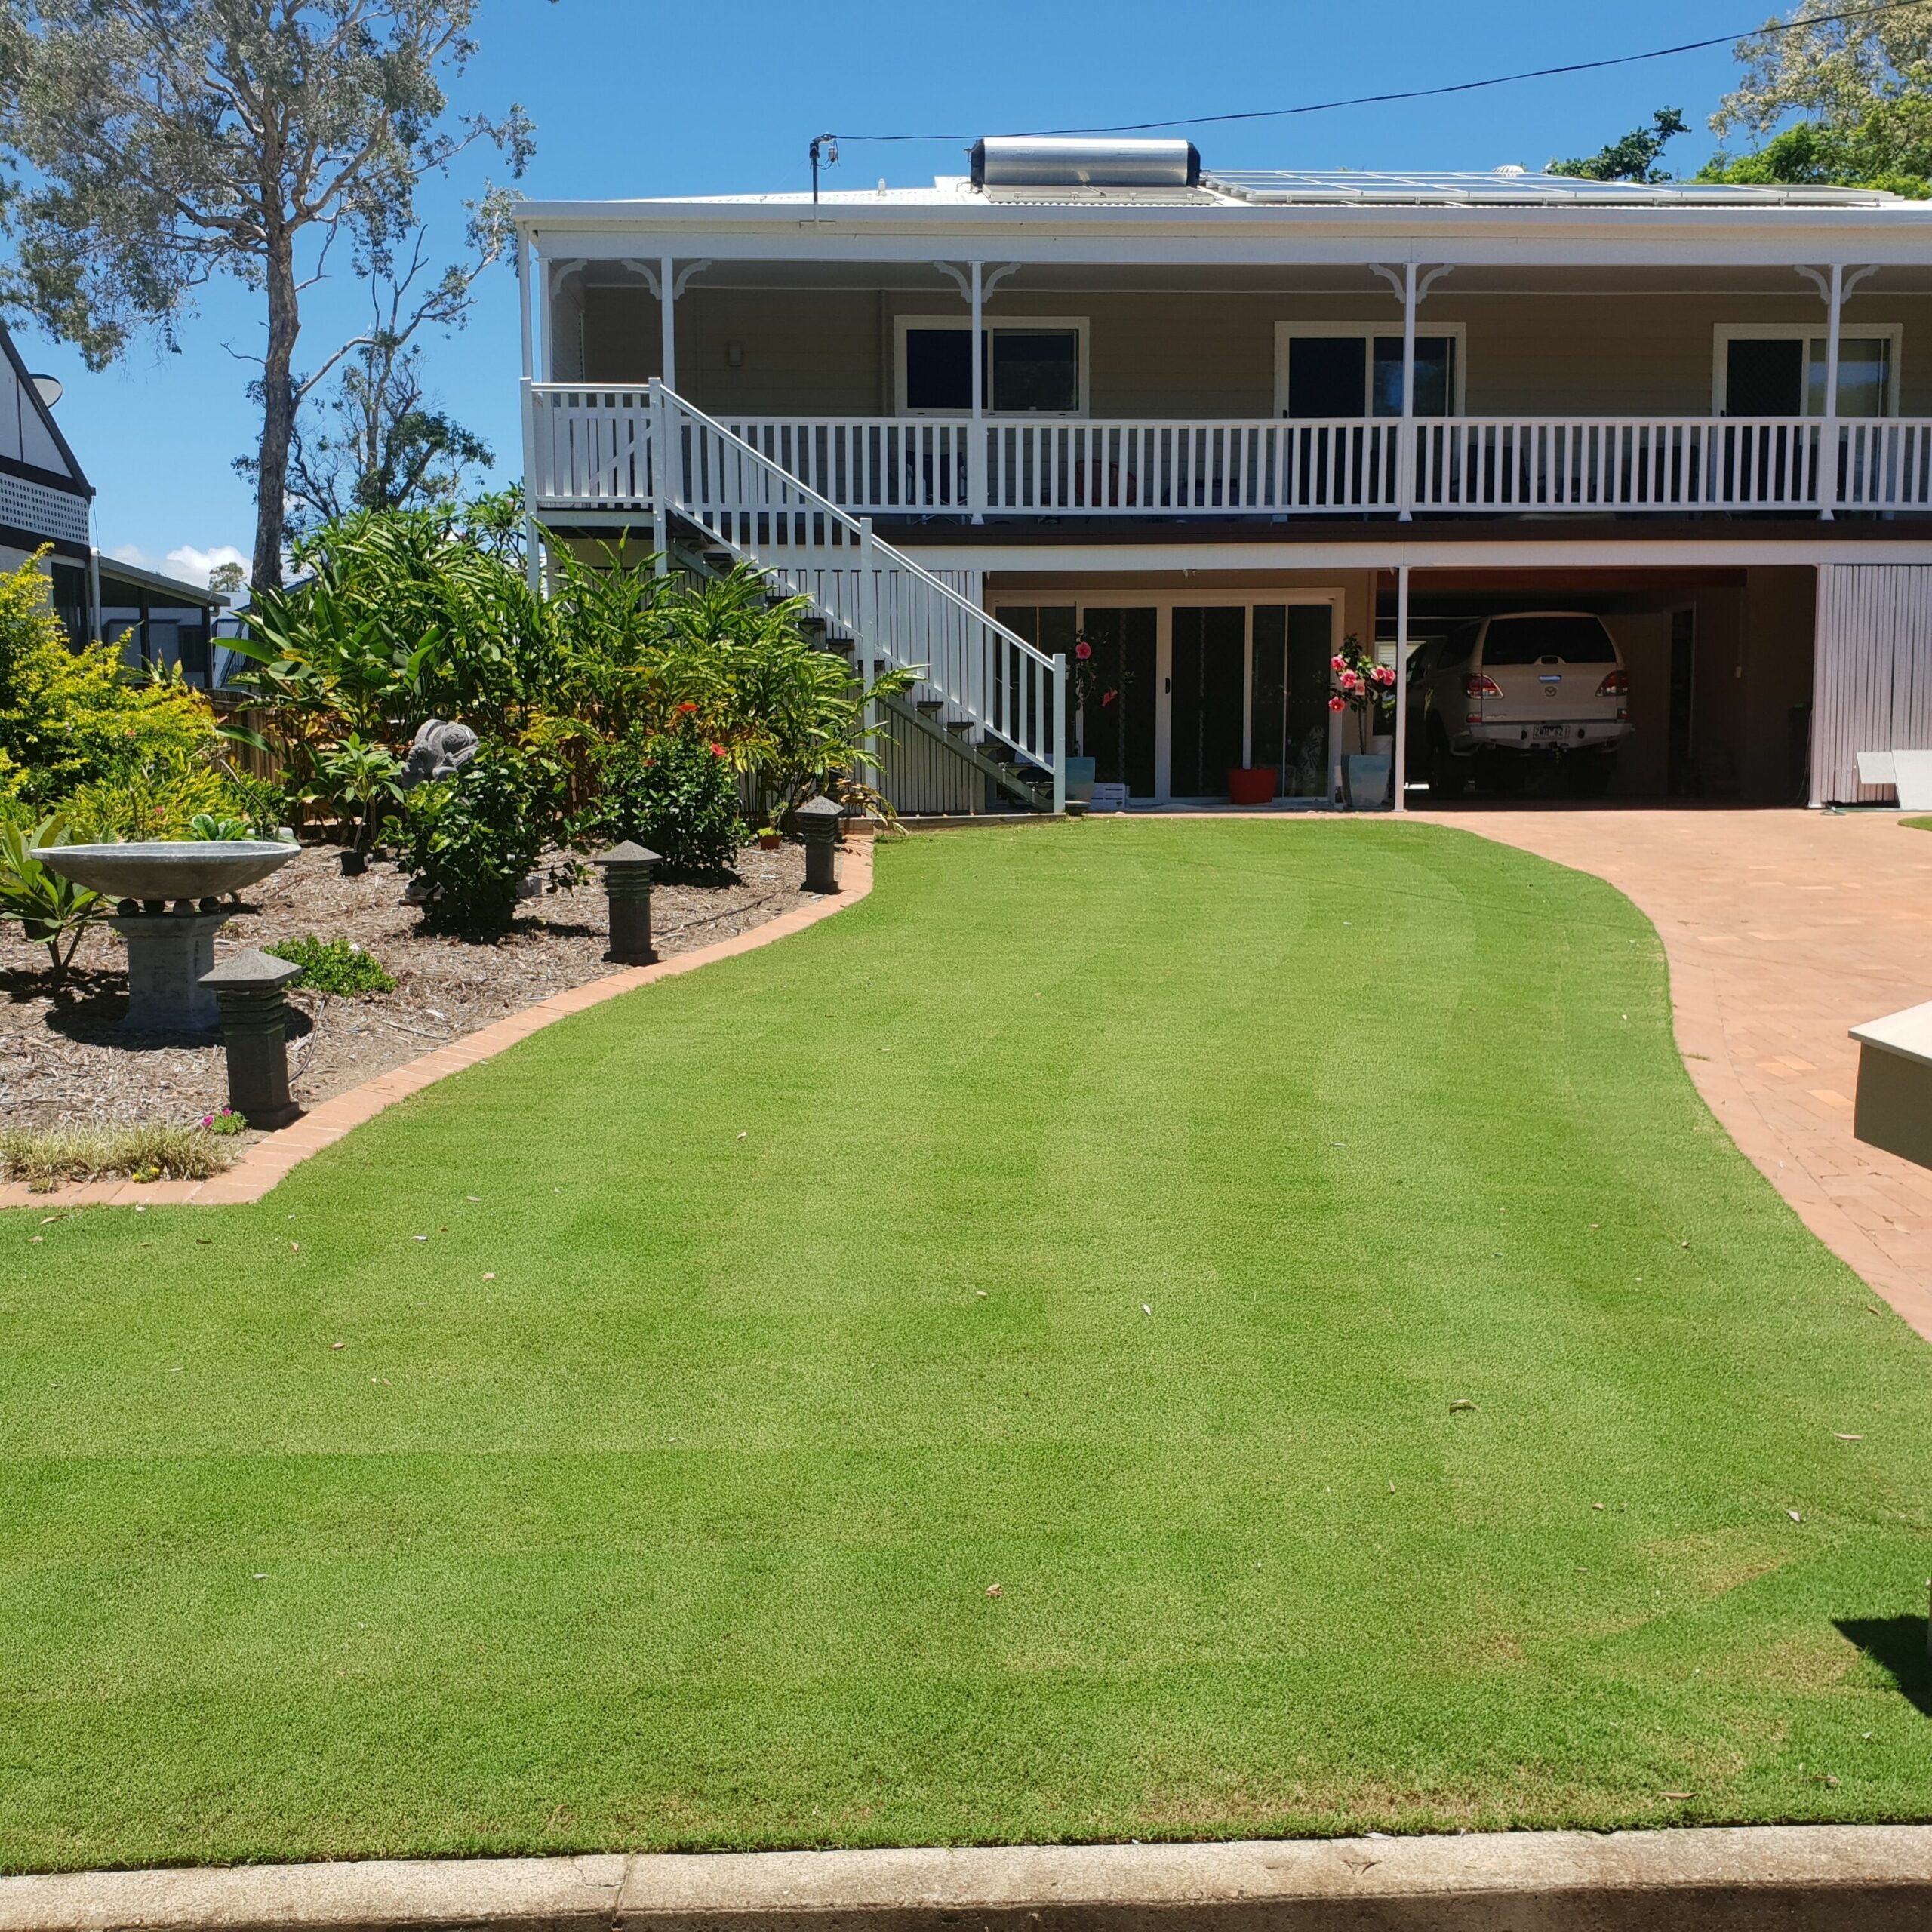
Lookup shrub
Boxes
[0,553,219,807]
[0,1121,231,1190]
[263,934,395,996]
[66,755,250,841]
[592,714,743,880]
[397,743,562,934]
[0,814,102,986]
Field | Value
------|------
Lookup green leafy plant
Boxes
[397,743,563,934]
[0,552,219,808]
[0,1121,230,1190]
[66,755,247,841]
[589,712,743,881]
[189,811,254,841]
[263,934,396,997]
[0,814,101,986]
[314,734,406,855]
[198,1107,246,1136]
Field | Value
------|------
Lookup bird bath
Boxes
[31,840,299,1031]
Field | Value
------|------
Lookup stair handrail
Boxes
[650,380,1059,679]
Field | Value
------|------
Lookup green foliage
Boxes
[0,1120,229,1189]
[0,553,219,808]
[66,755,246,841]
[1699,118,1932,197]
[0,813,100,985]
[396,743,561,934]
[1550,107,1689,183]
[591,715,743,880]
[314,734,406,852]
[263,934,396,997]
[198,1106,246,1136]
[189,811,256,841]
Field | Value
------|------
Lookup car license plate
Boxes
[1535,722,1567,740]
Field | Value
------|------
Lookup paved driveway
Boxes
[1425,806,1932,1340]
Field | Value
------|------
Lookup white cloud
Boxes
[108,541,249,589]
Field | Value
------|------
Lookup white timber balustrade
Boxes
[524,387,1932,518]
[650,381,1065,804]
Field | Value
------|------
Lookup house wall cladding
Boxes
[1812,564,1932,804]
[571,284,1932,418]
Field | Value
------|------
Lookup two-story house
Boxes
[514,139,1932,811]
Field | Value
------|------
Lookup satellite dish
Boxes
[29,374,62,408]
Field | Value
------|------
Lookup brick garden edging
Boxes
[1,842,873,1212]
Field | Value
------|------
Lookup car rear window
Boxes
[1478,616,1616,666]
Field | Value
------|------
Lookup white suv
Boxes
[1406,611,1632,799]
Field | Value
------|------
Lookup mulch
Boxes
[0,841,810,1135]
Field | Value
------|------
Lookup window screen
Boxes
[1478,615,1616,666]
[1725,337,1804,416]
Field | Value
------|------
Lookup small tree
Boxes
[0,0,533,589]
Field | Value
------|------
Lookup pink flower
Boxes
[1331,655,1346,672]
[1075,640,1093,660]
[1100,688,1116,706]
[678,700,697,715]
[1328,695,1346,712]
[709,742,727,758]
[1340,670,1360,691]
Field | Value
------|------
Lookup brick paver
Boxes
[1430,806,1932,1339]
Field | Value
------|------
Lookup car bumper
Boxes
[1454,721,1631,755]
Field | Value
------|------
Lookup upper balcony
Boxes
[522,248,1932,526]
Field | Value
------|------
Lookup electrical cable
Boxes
[817,0,1932,146]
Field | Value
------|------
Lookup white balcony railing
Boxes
[525,388,1932,518]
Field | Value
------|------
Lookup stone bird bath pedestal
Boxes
[30,840,300,1032]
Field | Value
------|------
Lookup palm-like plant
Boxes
[0,816,101,988]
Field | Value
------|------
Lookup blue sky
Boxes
[17,0,1774,587]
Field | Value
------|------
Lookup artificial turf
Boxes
[2,817,1930,1871]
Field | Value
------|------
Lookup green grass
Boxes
[1900,817,1932,832]
[3,818,1930,1871]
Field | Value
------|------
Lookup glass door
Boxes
[1076,608,1158,797]
[1250,604,1336,798]
[1170,607,1246,798]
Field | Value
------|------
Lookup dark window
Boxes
[991,331,1080,411]
[1478,615,1616,666]
[904,328,972,410]
[1725,337,1804,416]
[1072,606,1156,795]
[1286,337,1367,417]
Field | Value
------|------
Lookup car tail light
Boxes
[1463,672,1501,697]
[1596,668,1628,697]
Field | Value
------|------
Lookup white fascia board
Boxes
[515,199,1932,270]
[897,536,1932,574]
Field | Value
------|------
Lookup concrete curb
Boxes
[0,844,873,1213]
[5,1829,1932,1931]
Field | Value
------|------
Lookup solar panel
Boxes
[1204,169,1899,208]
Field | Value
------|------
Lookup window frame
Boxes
[894,315,1091,418]
[1273,321,1468,418]
[1712,322,1903,416]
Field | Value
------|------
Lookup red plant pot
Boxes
[1227,767,1277,806]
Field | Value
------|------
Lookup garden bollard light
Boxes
[795,795,844,894]
[198,949,304,1129]
[593,842,661,964]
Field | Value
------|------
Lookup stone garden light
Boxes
[795,795,845,894]
[592,841,662,964]
[199,948,304,1129]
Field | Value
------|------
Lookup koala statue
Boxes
[398,718,479,789]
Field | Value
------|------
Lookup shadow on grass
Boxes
[1835,1617,1932,1717]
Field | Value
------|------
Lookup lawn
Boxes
[2,817,1930,1872]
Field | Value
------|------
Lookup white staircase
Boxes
[637,380,1066,813]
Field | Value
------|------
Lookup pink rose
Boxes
[1075,640,1093,660]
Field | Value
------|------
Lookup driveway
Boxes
[1428,805,1932,1339]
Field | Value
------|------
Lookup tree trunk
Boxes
[252,223,300,590]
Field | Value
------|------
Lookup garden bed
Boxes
[0,840,808,1134]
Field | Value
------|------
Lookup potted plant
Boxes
[1061,634,1120,804]
[1329,635,1399,809]
[757,825,782,851]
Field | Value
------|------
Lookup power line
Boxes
[820,0,1932,146]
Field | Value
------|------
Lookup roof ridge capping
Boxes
[1203,167,1906,208]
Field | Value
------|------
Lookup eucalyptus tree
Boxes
[0,0,534,587]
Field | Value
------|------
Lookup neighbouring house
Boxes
[0,318,222,685]
[513,141,1932,811]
